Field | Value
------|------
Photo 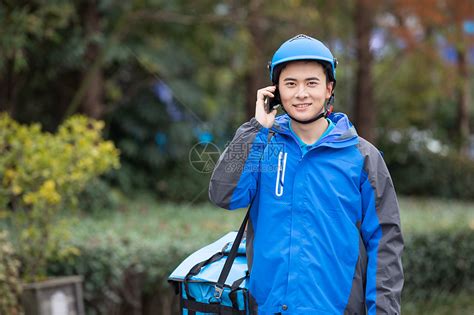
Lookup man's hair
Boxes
[272,60,334,85]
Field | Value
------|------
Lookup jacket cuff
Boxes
[249,117,268,132]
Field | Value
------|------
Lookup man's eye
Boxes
[285,82,296,87]
[308,81,318,86]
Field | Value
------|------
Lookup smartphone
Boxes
[264,86,281,113]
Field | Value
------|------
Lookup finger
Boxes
[267,108,278,118]
[257,91,275,99]
[257,86,276,95]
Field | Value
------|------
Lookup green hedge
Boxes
[46,229,474,313]
[389,151,474,200]
[403,229,474,300]
[39,206,474,314]
[47,238,184,314]
[45,202,241,315]
[380,136,474,201]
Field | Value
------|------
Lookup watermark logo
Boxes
[189,142,221,173]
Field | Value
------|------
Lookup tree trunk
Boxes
[81,0,104,119]
[0,57,16,115]
[353,0,376,143]
[245,0,267,120]
[456,46,471,156]
[0,3,17,116]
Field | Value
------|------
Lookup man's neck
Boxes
[291,116,329,145]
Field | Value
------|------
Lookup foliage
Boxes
[0,0,472,199]
[380,133,474,200]
[374,49,451,136]
[37,197,474,313]
[157,161,212,202]
[0,113,120,281]
[47,200,242,314]
[0,0,78,127]
[105,87,213,202]
[0,231,23,315]
[77,178,122,215]
[402,290,474,315]
[0,1,75,72]
[403,229,474,300]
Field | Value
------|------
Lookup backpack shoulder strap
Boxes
[214,128,276,299]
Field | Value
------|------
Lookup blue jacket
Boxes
[209,113,404,315]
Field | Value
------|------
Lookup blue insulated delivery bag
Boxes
[168,211,256,315]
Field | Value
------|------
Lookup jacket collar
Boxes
[271,112,359,148]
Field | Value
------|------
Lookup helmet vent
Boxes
[289,34,312,42]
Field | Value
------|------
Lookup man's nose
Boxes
[295,85,308,98]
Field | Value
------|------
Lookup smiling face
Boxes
[278,61,333,123]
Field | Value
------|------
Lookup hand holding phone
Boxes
[255,86,280,128]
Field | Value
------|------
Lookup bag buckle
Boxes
[214,284,224,299]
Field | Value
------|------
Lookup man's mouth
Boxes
[293,103,311,109]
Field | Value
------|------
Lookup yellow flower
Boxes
[12,185,22,195]
[4,169,16,180]
[23,193,36,205]
[93,120,105,131]
[38,180,61,205]
[3,169,17,185]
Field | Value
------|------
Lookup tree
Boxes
[353,0,378,143]
[0,1,75,123]
[243,0,266,120]
[388,0,473,154]
[79,0,104,118]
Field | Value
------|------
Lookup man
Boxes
[209,34,404,315]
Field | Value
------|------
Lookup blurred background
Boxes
[0,0,473,314]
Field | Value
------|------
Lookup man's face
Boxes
[278,61,333,123]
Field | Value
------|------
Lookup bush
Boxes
[402,290,474,315]
[77,178,122,215]
[154,160,212,202]
[403,229,474,300]
[48,227,474,314]
[0,113,120,281]
[40,201,474,314]
[0,231,22,315]
[44,201,241,314]
[46,223,201,315]
[380,133,474,200]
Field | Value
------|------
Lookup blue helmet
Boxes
[268,34,337,83]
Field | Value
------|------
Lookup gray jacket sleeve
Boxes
[357,138,404,315]
[209,118,269,210]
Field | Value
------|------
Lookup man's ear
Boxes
[326,81,334,97]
